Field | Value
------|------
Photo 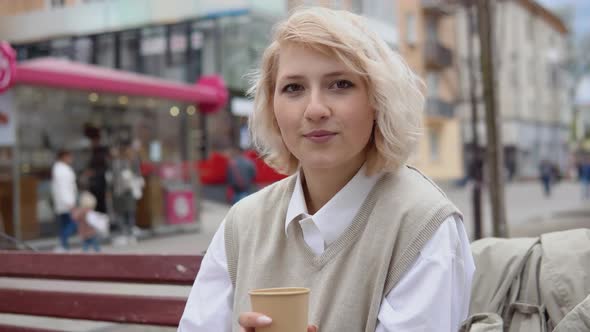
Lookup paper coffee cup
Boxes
[249,287,310,332]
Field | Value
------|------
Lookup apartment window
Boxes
[120,30,141,72]
[50,38,73,59]
[426,17,438,43]
[406,13,417,46]
[549,66,558,89]
[513,91,519,118]
[511,68,518,89]
[527,17,535,41]
[352,0,362,13]
[427,72,439,98]
[468,8,477,35]
[429,130,440,162]
[51,0,66,7]
[362,0,395,22]
[96,34,115,68]
[529,59,536,84]
[73,37,92,63]
[141,27,166,77]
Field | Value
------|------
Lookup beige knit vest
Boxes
[225,165,461,331]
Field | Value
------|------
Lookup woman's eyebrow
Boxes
[278,71,351,81]
[279,74,305,81]
[323,71,350,78]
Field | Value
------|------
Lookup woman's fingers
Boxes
[238,312,272,332]
[238,312,316,332]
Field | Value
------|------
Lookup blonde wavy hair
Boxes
[248,6,424,175]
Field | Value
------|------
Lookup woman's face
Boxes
[273,44,375,174]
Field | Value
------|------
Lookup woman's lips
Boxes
[303,130,337,143]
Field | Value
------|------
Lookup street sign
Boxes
[0,41,16,93]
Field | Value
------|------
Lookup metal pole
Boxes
[476,0,508,237]
[11,116,21,243]
[465,0,483,240]
[185,22,201,227]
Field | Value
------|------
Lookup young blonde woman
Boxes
[179,7,475,332]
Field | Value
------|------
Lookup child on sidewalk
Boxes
[71,191,101,252]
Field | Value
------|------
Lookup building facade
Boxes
[575,75,590,153]
[396,0,463,180]
[1,0,284,155]
[455,0,572,179]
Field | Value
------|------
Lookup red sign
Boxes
[0,112,8,125]
[0,42,16,93]
[165,189,195,225]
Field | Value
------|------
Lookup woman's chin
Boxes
[300,159,340,172]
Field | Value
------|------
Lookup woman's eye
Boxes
[332,80,354,89]
[282,84,303,93]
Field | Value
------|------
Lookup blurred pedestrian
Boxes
[51,149,77,251]
[225,146,256,204]
[180,7,474,332]
[71,191,100,252]
[580,156,590,200]
[539,159,553,197]
[110,145,144,244]
[85,126,110,214]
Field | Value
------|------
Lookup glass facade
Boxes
[2,85,202,239]
[17,16,275,153]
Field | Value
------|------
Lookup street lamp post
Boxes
[465,0,483,240]
[476,0,508,238]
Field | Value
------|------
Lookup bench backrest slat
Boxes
[0,251,201,284]
[0,323,61,332]
[0,288,187,326]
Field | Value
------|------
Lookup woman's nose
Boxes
[304,91,330,121]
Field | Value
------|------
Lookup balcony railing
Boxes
[425,40,453,69]
[426,98,455,118]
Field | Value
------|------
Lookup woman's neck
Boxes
[301,159,365,215]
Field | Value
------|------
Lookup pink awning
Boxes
[12,57,228,113]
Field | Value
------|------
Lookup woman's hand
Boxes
[238,312,318,332]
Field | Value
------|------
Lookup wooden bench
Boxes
[0,250,202,331]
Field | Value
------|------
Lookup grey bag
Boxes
[461,229,590,332]
[553,294,590,332]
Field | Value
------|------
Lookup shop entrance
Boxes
[2,86,203,240]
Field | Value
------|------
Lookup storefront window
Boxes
[9,86,201,237]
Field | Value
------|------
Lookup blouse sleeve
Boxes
[375,214,475,331]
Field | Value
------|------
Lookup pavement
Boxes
[4,199,229,254]
[441,180,590,239]
[1,180,589,331]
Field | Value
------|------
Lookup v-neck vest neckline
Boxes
[288,173,390,267]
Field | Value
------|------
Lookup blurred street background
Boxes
[0,0,590,329]
[0,0,588,247]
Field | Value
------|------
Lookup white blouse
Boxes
[179,167,475,331]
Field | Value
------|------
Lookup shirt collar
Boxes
[285,171,309,229]
[284,164,381,245]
